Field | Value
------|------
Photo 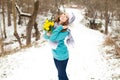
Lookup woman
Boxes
[44,13,75,80]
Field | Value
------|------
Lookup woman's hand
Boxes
[63,25,68,29]
[46,32,51,36]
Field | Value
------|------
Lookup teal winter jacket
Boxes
[44,25,69,60]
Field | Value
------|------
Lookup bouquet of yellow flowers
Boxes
[43,19,54,32]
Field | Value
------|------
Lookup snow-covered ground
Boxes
[0,8,120,80]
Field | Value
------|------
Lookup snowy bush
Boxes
[103,34,120,58]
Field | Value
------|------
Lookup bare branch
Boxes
[15,3,31,17]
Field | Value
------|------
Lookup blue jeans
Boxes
[54,58,69,80]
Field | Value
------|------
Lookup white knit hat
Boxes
[67,12,75,24]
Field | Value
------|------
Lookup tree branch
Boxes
[15,3,31,17]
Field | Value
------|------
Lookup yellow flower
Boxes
[45,27,49,31]
[45,19,49,23]
[43,19,54,32]
[50,22,54,27]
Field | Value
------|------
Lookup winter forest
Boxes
[0,0,120,80]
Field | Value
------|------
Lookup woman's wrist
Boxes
[63,25,68,29]
[46,32,51,36]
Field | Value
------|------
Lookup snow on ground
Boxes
[0,12,52,51]
[0,8,119,80]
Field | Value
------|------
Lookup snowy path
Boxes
[66,8,109,80]
[0,8,111,80]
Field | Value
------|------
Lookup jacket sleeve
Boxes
[49,25,63,42]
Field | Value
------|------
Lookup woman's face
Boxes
[59,14,68,23]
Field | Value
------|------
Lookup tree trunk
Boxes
[26,0,39,45]
[18,15,22,25]
[105,12,109,35]
[34,22,40,41]
[15,3,22,25]
[7,0,12,26]
[0,38,4,56]
[105,0,109,35]
[1,0,7,38]
[0,19,4,55]
[0,17,3,39]
[12,0,22,47]
[118,13,120,21]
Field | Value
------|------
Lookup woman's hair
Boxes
[54,13,69,26]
